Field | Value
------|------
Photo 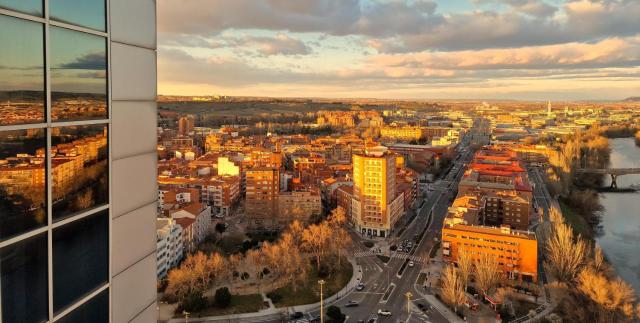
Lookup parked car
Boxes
[378,309,392,316]
[408,261,415,268]
[356,283,365,291]
[345,301,359,307]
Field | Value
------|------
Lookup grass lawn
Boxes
[267,259,353,307]
[196,294,264,316]
[559,201,592,238]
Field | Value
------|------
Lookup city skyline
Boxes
[157,0,640,101]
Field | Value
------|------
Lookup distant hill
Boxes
[622,97,640,102]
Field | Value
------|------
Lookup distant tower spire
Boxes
[547,101,552,118]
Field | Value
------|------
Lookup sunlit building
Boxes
[442,224,538,283]
[351,146,404,237]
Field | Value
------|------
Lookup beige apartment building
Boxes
[351,147,404,237]
[277,190,322,226]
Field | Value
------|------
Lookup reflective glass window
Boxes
[51,124,108,220]
[50,0,105,31]
[56,288,108,323]
[0,15,45,126]
[53,210,109,313]
[0,0,42,16]
[50,26,107,122]
[0,129,47,241]
[1,233,48,323]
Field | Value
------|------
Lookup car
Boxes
[357,320,365,323]
[378,309,392,316]
[290,312,304,319]
[397,247,403,252]
[356,283,365,291]
[408,261,415,267]
[366,319,376,323]
[345,301,359,307]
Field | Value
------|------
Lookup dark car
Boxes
[290,312,304,319]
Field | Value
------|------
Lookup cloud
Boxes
[58,52,106,70]
[212,34,311,56]
[472,0,558,17]
[156,0,640,100]
[158,0,362,36]
[366,37,640,72]
[158,0,640,52]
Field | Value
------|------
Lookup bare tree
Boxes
[474,252,499,294]
[228,253,243,281]
[287,220,305,245]
[577,267,637,322]
[245,248,265,290]
[456,247,473,293]
[332,227,352,267]
[328,206,347,227]
[302,222,330,270]
[441,264,466,313]
[207,252,228,287]
[261,241,283,287]
[545,219,588,283]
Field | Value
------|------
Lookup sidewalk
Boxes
[166,257,362,323]
[421,294,465,323]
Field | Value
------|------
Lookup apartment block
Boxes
[245,167,280,231]
[442,224,538,283]
[277,190,322,226]
[351,146,404,237]
[156,218,184,280]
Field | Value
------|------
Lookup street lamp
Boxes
[405,292,413,316]
[182,310,190,323]
[319,279,326,323]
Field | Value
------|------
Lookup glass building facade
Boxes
[1,0,157,322]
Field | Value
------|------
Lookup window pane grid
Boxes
[0,1,109,322]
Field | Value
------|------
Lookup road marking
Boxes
[354,251,427,264]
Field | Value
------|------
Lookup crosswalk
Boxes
[353,250,426,263]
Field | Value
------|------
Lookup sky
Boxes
[157,0,640,101]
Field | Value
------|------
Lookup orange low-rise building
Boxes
[442,224,538,283]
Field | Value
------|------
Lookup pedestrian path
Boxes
[353,250,426,263]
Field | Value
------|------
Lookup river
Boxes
[597,138,640,293]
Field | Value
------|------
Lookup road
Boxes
[300,119,490,323]
[236,119,492,323]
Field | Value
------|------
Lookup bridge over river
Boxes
[576,168,640,188]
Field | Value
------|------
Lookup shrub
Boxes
[214,287,232,308]
[363,241,374,248]
[266,291,282,303]
[326,305,345,323]
[179,293,207,312]
[215,223,226,233]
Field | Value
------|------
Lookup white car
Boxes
[378,309,392,316]
[408,261,415,267]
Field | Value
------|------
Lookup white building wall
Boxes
[109,0,157,321]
